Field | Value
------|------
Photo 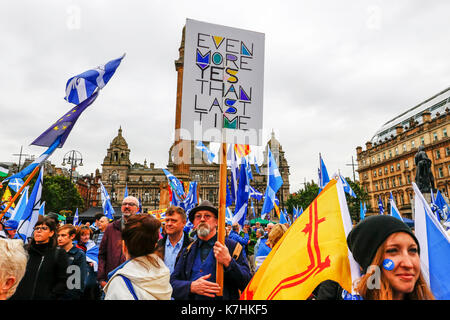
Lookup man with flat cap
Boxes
[170,200,252,300]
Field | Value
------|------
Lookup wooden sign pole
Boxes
[216,141,227,297]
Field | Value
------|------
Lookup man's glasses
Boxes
[122,202,137,207]
[34,226,49,231]
[194,213,214,220]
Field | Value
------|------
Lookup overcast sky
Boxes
[1,0,450,193]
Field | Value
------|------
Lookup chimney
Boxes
[365,141,373,150]
[356,146,363,154]
[422,111,432,123]
[150,163,155,169]
[395,124,403,135]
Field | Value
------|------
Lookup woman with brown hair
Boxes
[103,214,172,300]
[10,215,69,300]
[346,215,434,300]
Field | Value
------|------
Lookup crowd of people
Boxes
[0,195,436,300]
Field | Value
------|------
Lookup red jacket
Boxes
[97,219,126,283]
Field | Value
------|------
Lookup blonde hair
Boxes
[0,239,28,299]
[356,239,434,300]
[267,223,288,248]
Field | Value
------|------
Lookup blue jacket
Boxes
[170,236,252,300]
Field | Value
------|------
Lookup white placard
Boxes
[180,19,265,146]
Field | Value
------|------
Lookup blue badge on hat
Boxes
[383,259,395,271]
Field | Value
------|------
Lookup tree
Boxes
[41,175,84,216]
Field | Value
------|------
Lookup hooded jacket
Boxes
[103,254,172,300]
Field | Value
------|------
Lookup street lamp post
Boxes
[62,150,83,183]
[109,171,118,204]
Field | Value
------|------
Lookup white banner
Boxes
[180,19,265,146]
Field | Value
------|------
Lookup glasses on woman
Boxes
[34,226,50,231]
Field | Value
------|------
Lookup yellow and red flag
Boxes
[1,187,15,208]
[241,179,360,300]
[234,144,250,158]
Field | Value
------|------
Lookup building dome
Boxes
[111,127,128,148]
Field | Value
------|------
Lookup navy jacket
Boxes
[170,236,252,300]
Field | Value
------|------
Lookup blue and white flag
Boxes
[225,207,234,225]
[195,141,215,163]
[226,177,233,208]
[232,158,250,227]
[261,148,283,220]
[434,190,449,222]
[227,144,239,205]
[279,208,288,225]
[17,168,43,243]
[65,54,125,105]
[413,182,450,299]
[73,208,79,226]
[249,185,263,202]
[378,196,385,214]
[8,178,24,193]
[138,196,142,214]
[124,183,129,199]
[254,156,261,175]
[38,201,45,216]
[294,206,304,221]
[360,202,366,221]
[85,240,99,272]
[99,181,115,220]
[3,136,61,183]
[389,192,403,221]
[339,174,357,198]
[245,157,253,181]
[318,154,330,191]
[10,186,29,222]
[163,169,186,201]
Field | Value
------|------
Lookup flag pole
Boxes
[216,140,227,297]
[0,165,41,221]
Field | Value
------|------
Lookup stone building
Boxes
[101,127,290,217]
[356,87,450,218]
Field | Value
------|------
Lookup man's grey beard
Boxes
[197,223,211,238]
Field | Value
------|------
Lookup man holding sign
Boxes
[170,200,251,300]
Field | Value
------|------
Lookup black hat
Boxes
[188,200,218,223]
[347,215,420,272]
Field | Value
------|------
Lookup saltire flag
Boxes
[339,174,356,198]
[225,207,234,225]
[10,186,29,222]
[232,158,250,228]
[279,208,289,225]
[227,144,239,205]
[138,196,142,214]
[254,238,271,272]
[73,208,79,226]
[360,202,366,221]
[85,240,99,272]
[261,148,283,220]
[389,192,403,221]
[245,157,253,181]
[434,190,449,222]
[170,181,198,216]
[226,177,233,208]
[378,196,385,214]
[249,185,263,202]
[39,201,45,216]
[254,156,261,175]
[250,199,256,219]
[99,181,115,220]
[162,169,186,201]
[3,136,62,183]
[124,183,129,199]
[234,144,250,158]
[413,182,450,299]
[65,54,125,105]
[241,179,360,300]
[17,168,43,242]
[8,178,24,193]
[0,165,8,178]
[195,141,215,163]
[294,206,304,221]
[31,92,98,148]
[318,154,330,192]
